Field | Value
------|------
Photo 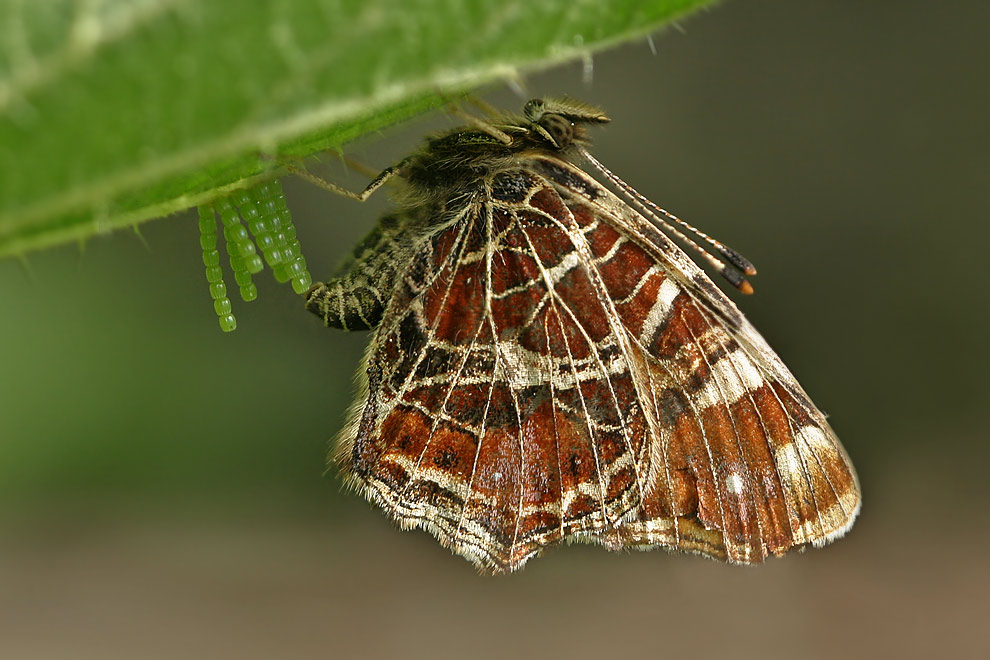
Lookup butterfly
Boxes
[304,97,860,573]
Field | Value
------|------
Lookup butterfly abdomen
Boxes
[305,213,412,331]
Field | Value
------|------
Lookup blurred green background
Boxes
[2,1,988,658]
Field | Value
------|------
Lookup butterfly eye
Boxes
[538,113,574,149]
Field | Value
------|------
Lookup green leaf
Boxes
[0,0,715,259]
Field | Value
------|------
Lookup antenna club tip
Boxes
[744,266,758,276]
[738,281,755,295]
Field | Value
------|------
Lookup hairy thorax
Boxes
[397,126,587,208]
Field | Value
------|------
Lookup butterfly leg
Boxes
[287,159,407,202]
[446,106,514,144]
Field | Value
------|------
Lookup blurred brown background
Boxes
[2,1,988,658]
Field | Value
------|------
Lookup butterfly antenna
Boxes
[580,148,756,294]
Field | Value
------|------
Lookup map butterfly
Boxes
[305,97,860,573]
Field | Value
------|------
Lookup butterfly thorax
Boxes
[395,97,611,208]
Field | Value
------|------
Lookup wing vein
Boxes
[518,190,650,510]
[394,211,476,507]
[686,301,764,559]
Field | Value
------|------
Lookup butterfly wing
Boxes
[337,160,859,572]
[339,169,670,571]
[527,155,861,562]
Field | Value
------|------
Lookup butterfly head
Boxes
[523,97,610,150]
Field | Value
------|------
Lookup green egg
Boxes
[205,265,224,283]
[257,201,277,219]
[234,270,253,286]
[214,298,233,315]
[239,283,258,302]
[245,255,264,274]
[218,314,237,332]
[255,234,276,251]
[198,179,308,330]
[198,209,217,234]
[291,273,313,295]
[199,205,237,331]
[272,263,292,283]
[283,240,301,259]
[238,204,261,222]
[285,259,302,277]
[224,224,250,243]
[249,219,270,235]
[215,197,237,214]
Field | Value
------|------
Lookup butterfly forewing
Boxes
[529,155,860,561]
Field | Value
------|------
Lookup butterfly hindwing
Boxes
[342,170,671,570]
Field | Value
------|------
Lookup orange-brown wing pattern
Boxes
[332,161,859,572]
[531,155,860,563]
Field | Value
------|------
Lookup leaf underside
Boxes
[0,0,715,259]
